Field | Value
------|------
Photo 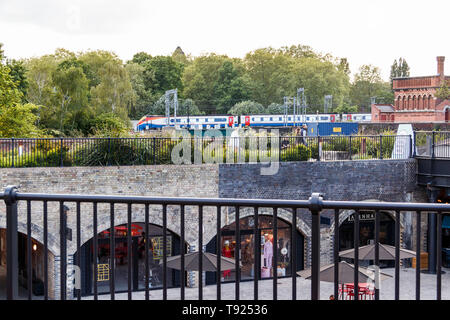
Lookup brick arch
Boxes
[402,96,406,110]
[423,95,428,109]
[412,95,416,109]
[329,199,404,235]
[428,95,434,109]
[213,207,311,241]
[0,221,59,256]
[407,96,411,110]
[418,95,422,110]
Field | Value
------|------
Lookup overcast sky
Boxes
[0,0,449,81]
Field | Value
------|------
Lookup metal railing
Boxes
[0,135,413,168]
[1,187,449,300]
[414,131,450,159]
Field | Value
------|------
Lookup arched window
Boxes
[418,95,422,110]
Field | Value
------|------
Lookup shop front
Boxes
[205,215,304,285]
[339,211,395,267]
[76,223,184,296]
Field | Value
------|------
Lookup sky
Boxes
[0,0,449,81]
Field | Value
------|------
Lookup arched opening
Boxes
[407,96,411,110]
[428,95,433,109]
[418,95,422,110]
[75,222,186,296]
[0,230,47,299]
[205,215,304,285]
[402,96,406,110]
[338,211,396,267]
[412,96,416,109]
[445,107,450,122]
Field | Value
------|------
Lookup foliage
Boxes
[90,112,131,137]
[228,100,265,115]
[435,81,450,100]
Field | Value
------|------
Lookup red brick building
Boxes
[372,56,450,123]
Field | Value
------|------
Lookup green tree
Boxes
[172,46,189,65]
[212,60,250,113]
[350,65,386,112]
[436,81,450,100]
[228,100,265,115]
[6,59,28,101]
[390,57,410,88]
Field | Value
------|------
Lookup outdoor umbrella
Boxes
[160,252,240,272]
[297,261,392,284]
[339,243,416,260]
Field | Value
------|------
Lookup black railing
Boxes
[415,131,450,159]
[1,187,449,300]
[0,135,412,168]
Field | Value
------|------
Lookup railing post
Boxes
[348,135,352,160]
[153,137,156,165]
[309,192,323,300]
[4,185,19,300]
[413,131,416,157]
[317,135,321,162]
[432,131,435,159]
[379,135,383,160]
[107,137,111,166]
[11,137,14,168]
[60,138,63,167]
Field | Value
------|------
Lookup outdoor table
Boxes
[341,283,374,300]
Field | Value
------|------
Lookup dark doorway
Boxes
[339,211,395,267]
[76,222,185,296]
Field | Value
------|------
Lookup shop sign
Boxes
[97,264,110,282]
[347,212,375,222]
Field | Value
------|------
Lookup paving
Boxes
[83,267,450,300]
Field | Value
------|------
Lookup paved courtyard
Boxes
[83,267,450,300]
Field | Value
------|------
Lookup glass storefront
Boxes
[339,211,395,267]
[206,215,304,284]
[77,223,183,296]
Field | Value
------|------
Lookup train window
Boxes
[196,118,199,122]
[252,118,255,121]
[362,116,366,120]
[170,119,174,123]
[321,116,328,120]
[214,118,226,122]
[270,117,273,121]
[279,117,282,121]
[306,117,310,121]
[205,118,208,122]
[176,119,181,122]
[260,117,264,121]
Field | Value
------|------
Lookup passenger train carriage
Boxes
[137,113,371,131]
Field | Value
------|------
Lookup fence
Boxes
[0,135,412,168]
[1,187,449,300]
[414,131,450,158]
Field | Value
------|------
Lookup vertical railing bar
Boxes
[163,204,168,300]
[198,205,203,300]
[292,207,297,300]
[127,203,132,300]
[235,205,240,301]
[144,203,149,300]
[43,201,48,300]
[254,206,259,300]
[311,203,320,300]
[76,201,81,300]
[375,209,380,300]
[27,200,32,300]
[216,206,221,300]
[395,210,400,300]
[180,204,185,300]
[273,207,278,300]
[110,203,115,300]
[416,211,421,301]
[333,208,339,300]
[93,202,98,300]
[353,209,359,301]
[59,201,67,300]
[437,212,442,300]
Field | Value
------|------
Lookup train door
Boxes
[330,115,335,123]
[245,116,250,126]
[347,114,352,121]
[228,116,234,127]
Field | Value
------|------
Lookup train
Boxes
[136,113,372,131]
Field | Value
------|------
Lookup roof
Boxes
[375,105,395,113]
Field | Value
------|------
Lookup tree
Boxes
[266,103,284,114]
[212,60,250,113]
[334,103,358,114]
[228,100,265,115]
[350,65,387,112]
[172,46,188,65]
[436,81,450,100]
[90,112,130,137]
[6,59,28,101]
[183,54,231,113]
[390,57,410,88]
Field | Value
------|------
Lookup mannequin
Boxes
[222,240,232,279]
[263,234,273,277]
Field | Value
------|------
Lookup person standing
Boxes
[301,124,308,146]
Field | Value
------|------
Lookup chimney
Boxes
[437,56,445,81]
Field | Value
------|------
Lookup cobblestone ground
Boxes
[83,267,450,300]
